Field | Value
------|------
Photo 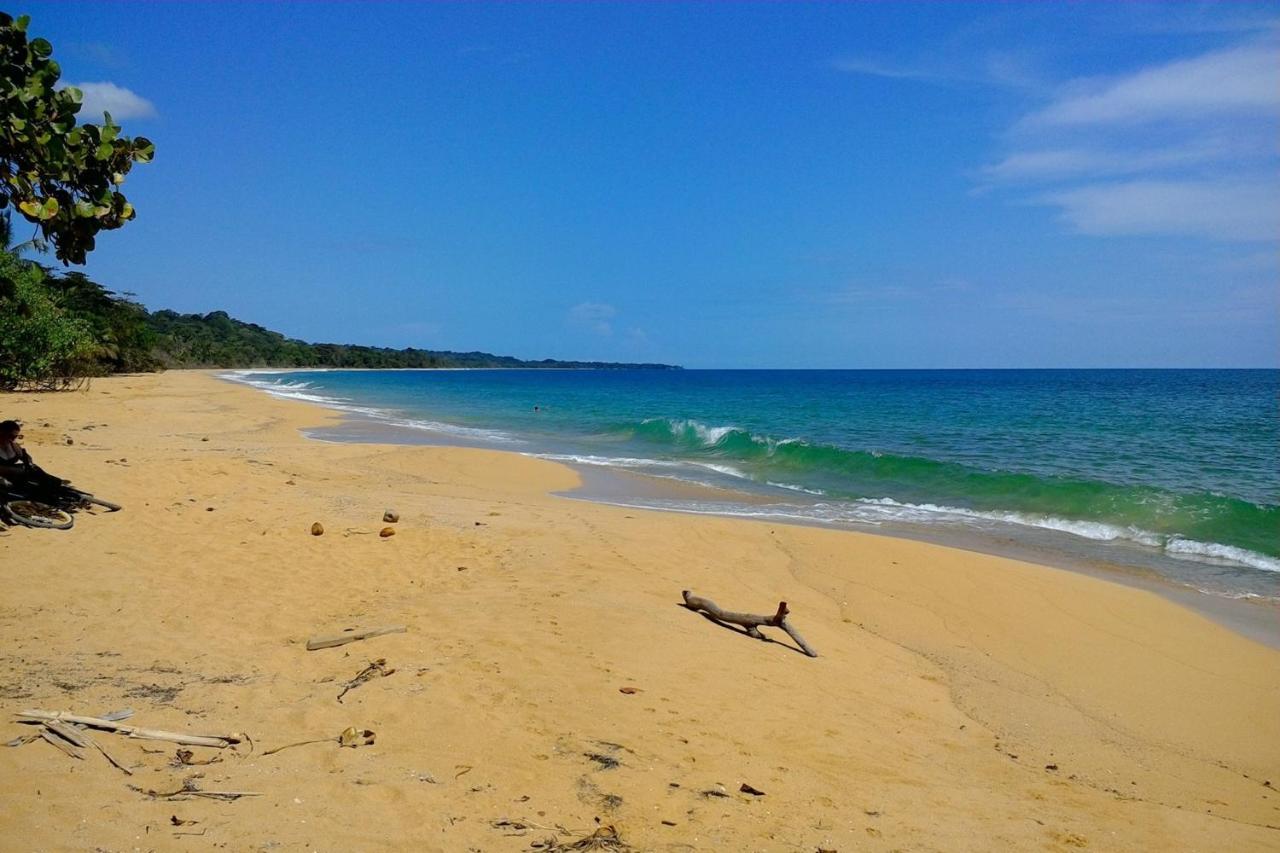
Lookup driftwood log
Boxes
[16,710,244,749]
[306,625,406,651]
[682,590,818,658]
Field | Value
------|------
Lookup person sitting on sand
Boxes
[0,420,32,482]
[0,420,59,491]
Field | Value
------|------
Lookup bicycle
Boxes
[0,469,122,530]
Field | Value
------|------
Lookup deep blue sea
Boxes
[229,369,1279,600]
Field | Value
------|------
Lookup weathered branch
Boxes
[16,710,243,749]
[682,590,818,657]
[306,625,406,651]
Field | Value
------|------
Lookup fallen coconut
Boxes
[311,522,324,536]
[379,527,396,538]
[382,509,399,523]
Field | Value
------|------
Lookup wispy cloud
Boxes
[829,57,943,82]
[983,33,1280,242]
[1021,41,1280,127]
[68,81,157,121]
[1043,179,1280,242]
[568,302,616,336]
[831,51,1043,92]
[982,136,1255,183]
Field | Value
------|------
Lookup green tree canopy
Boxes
[0,12,153,264]
[0,248,93,390]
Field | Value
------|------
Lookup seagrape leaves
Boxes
[0,12,154,264]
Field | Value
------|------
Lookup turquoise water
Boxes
[230,369,1279,598]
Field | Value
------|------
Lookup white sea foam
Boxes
[642,417,810,455]
[645,417,737,446]
[591,491,1280,578]
[1165,538,1280,573]
[530,453,754,484]
[223,372,521,444]
[379,416,522,444]
[852,499,1279,575]
[532,453,688,469]
[765,481,828,496]
[691,461,749,478]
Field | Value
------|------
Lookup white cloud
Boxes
[68,81,156,121]
[982,136,1247,182]
[568,302,616,336]
[1042,179,1280,242]
[984,35,1280,242]
[1023,41,1280,127]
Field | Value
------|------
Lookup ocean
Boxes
[228,368,1279,602]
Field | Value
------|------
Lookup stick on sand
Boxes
[306,625,407,651]
[682,590,818,657]
[16,710,244,749]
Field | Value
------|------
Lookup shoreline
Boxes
[563,468,1280,651]
[285,386,1280,650]
[3,371,1278,851]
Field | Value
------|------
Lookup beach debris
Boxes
[14,709,245,749]
[339,726,376,748]
[262,726,376,756]
[173,748,222,767]
[337,659,396,703]
[739,782,766,796]
[618,686,639,695]
[311,522,324,536]
[38,725,85,760]
[536,824,629,851]
[700,788,730,799]
[170,816,198,826]
[17,708,138,774]
[306,624,406,651]
[379,526,396,538]
[493,817,535,835]
[382,509,399,523]
[130,775,261,802]
[681,589,818,658]
[584,752,620,771]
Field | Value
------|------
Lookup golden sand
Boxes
[1,372,1277,851]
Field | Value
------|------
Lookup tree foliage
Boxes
[0,248,93,390]
[1,12,154,264]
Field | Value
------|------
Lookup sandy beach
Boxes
[1,371,1277,852]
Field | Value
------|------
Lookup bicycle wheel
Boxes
[4,500,74,530]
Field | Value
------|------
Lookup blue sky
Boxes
[25,2,1280,368]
